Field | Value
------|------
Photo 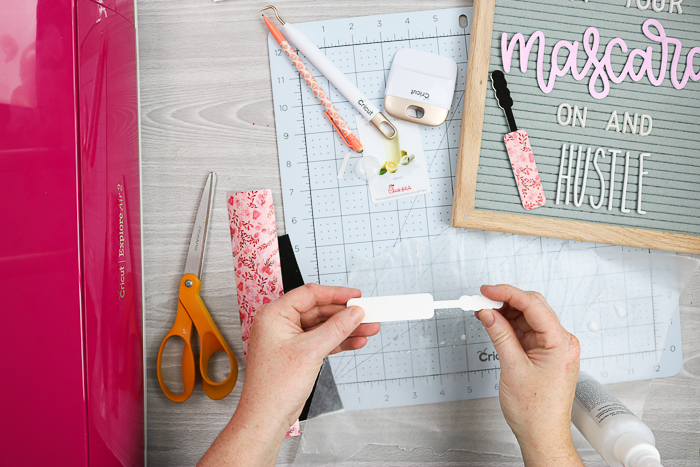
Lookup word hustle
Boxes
[555,145,650,215]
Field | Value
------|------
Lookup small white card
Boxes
[356,116,431,204]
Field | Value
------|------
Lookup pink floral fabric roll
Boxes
[228,190,300,437]
[503,130,546,210]
[228,189,284,356]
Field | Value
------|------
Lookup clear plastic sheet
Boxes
[293,228,699,465]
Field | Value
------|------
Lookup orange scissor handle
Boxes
[178,274,239,400]
[156,299,197,402]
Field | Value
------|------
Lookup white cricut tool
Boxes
[348,293,503,323]
[384,48,458,126]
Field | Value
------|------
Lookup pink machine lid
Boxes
[77,0,144,464]
[0,0,144,465]
[0,0,89,464]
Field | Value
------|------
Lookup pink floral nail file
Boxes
[492,70,546,210]
[503,130,546,210]
[228,190,300,437]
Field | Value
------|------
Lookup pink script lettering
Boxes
[388,184,412,194]
[501,19,700,99]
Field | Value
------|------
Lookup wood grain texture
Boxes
[136,0,700,465]
[453,209,700,254]
[451,0,495,222]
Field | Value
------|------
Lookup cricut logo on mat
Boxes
[468,343,501,370]
[478,348,499,362]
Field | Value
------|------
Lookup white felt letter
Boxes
[620,151,631,213]
[622,112,638,134]
[573,106,587,128]
[605,111,621,132]
[636,0,651,9]
[608,149,621,211]
[652,0,666,12]
[557,103,572,126]
[574,147,592,207]
[637,153,649,214]
[590,148,606,210]
[669,0,683,14]
[640,114,653,136]
[556,144,575,205]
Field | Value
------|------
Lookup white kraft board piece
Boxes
[348,293,503,323]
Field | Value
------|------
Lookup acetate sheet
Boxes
[329,228,694,412]
[294,228,697,464]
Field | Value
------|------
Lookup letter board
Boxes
[451,0,700,254]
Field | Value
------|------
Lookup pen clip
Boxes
[324,111,352,145]
[369,112,398,140]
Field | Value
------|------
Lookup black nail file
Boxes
[489,69,547,210]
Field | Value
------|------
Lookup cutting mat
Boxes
[334,231,685,410]
[267,7,684,411]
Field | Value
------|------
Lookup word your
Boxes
[605,111,653,136]
[625,0,684,14]
[501,19,700,99]
[556,144,650,214]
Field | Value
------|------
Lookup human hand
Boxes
[199,284,380,467]
[477,285,583,467]
[241,283,380,428]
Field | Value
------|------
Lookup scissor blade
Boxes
[184,172,217,278]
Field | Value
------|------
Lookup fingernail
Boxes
[479,309,495,328]
[350,306,364,324]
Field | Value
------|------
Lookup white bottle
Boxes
[571,372,663,467]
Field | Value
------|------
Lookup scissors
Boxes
[157,172,239,402]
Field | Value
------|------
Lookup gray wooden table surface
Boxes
[137,0,700,465]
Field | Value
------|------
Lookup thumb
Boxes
[307,306,364,357]
[477,309,527,367]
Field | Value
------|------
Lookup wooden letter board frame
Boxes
[450,0,700,255]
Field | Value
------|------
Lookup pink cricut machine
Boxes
[0,0,144,465]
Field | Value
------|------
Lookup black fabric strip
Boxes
[278,234,344,421]
[279,234,305,293]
